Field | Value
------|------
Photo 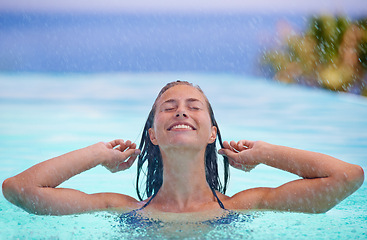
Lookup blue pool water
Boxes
[0,72,366,239]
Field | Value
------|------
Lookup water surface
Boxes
[0,72,366,239]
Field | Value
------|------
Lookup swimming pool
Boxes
[1,72,366,239]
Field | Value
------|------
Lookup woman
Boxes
[2,81,364,218]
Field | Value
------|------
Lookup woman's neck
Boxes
[152,148,215,212]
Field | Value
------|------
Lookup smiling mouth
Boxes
[168,124,196,131]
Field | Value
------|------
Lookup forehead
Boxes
[156,85,207,104]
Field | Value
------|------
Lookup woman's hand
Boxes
[101,139,141,173]
[218,140,262,172]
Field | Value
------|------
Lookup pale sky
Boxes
[0,0,366,14]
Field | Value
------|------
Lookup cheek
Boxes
[199,116,214,136]
[152,116,166,141]
[153,114,164,131]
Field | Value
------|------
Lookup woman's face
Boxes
[149,85,217,152]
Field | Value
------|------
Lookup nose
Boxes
[175,106,188,118]
[176,111,188,118]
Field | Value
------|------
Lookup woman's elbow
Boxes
[346,164,364,190]
[353,165,364,188]
[319,165,364,213]
[2,177,28,203]
[2,177,36,214]
[334,164,365,203]
[2,177,21,207]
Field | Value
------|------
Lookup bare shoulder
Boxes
[219,187,271,210]
[90,192,141,211]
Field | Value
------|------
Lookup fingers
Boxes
[116,149,140,171]
[222,140,251,153]
[218,148,239,160]
[118,141,136,152]
[118,145,140,164]
[108,139,137,152]
[229,140,251,152]
[219,140,244,159]
[222,141,240,152]
[104,139,140,172]
[236,140,248,151]
[237,140,254,149]
[222,141,230,149]
[220,139,256,172]
[105,147,141,173]
[108,139,124,148]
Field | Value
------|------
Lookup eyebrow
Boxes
[162,98,203,105]
[187,98,202,104]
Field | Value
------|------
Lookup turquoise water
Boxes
[0,72,366,239]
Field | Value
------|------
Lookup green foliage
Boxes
[263,15,367,96]
[308,16,349,63]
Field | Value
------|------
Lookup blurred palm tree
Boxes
[263,15,367,96]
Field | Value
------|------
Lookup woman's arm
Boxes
[219,140,364,213]
[2,140,140,215]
